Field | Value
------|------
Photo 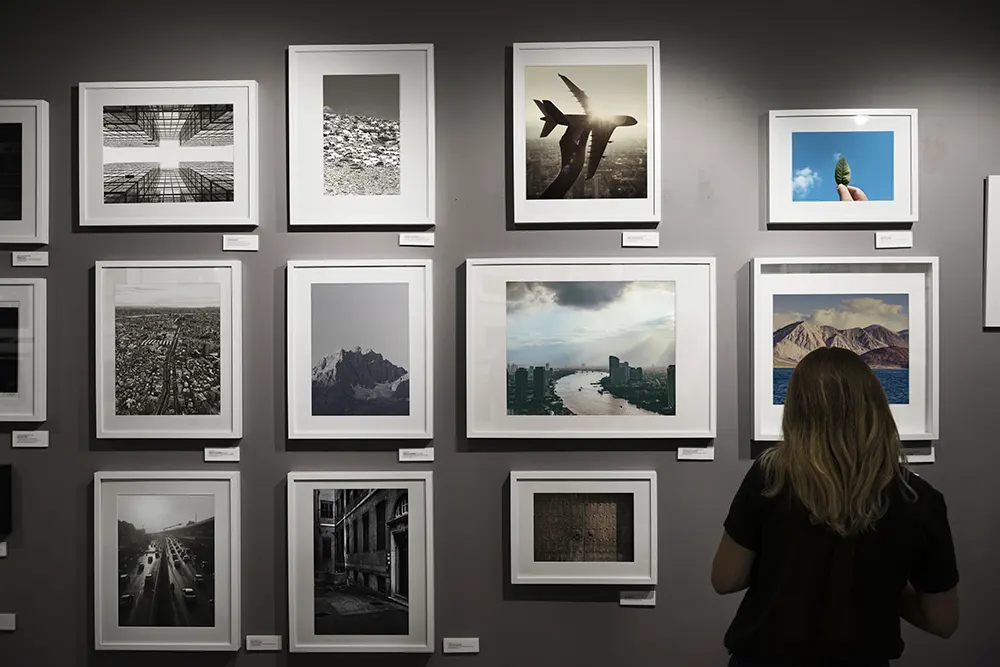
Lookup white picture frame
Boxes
[78,80,259,227]
[0,100,48,243]
[510,470,657,585]
[512,41,662,225]
[466,257,716,439]
[287,44,435,227]
[95,260,243,439]
[767,109,918,224]
[93,470,241,651]
[985,176,1000,327]
[0,278,46,422]
[287,471,434,653]
[752,257,939,457]
[286,259,433,439]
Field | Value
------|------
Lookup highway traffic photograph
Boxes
[117,494,216,627]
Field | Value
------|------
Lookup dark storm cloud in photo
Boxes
[506,281,633,311]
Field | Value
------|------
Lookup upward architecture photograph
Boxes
[313,488,410,636]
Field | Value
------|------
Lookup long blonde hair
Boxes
[759,346,914,536]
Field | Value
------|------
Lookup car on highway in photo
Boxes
[182,588,197,604]
[194,574,205,586]
[120,594,133,607]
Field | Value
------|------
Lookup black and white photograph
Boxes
[116,494,216,628]
[310,282,410,416]
[0,122,22,220]
[0,304,18,395]
[533,492,635,562]
[114,281,222,416]
[524,64,648,200]
[313,488,410,636]
[102,105,235,204]
[322,75,400,197]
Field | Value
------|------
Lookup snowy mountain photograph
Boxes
[772,293,909,404]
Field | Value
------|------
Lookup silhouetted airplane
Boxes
[533,73,638,181]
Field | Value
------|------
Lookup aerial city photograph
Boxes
[505,280,676,417]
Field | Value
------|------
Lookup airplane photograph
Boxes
[524,64,649,200]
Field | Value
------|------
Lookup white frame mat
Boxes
[466,257,717,439]
[95,260,243,439]
[510,470,657,585]
[287,44,436,227]
[286,259,433,439]
[78,80,259,227]
[287,471,434,653]
[0,278,46,421]
[512,41,662,225]
[0,100,49,243]
[93,471,241,651]
[768,109,918,224]
[985,176,1000,327]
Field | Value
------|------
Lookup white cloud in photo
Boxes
[773,310,809,329]
[833,152,842,160]
[792,167,820,197]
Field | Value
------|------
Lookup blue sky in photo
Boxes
[791,131,894,201]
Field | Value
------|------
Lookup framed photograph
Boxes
[287,44,435,226]
[985,176,1000,327]
[510,470,656,585]
[0,278,45,422]
[512,41,661,225]
[0,100,48,243]
[93,471,241,651]
[287,471,434,653]
[752,257,939,450]
[767,109,918,224]
[95,260,242,439]
[286,259,432,439]
[466,257,716,439]
[78,80,259,227]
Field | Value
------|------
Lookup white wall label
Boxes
[621,231,659,248]
[204,447,241,462]
[399,447,434,462]
[399,232,435,247]
[222,234,259,251]
[874,231,913,249]
[620,590,656,606]
[0,613,15,631]
[677,446,715,461]
[246,635,281,651]
[11,251,48,267]
[443,637,480,653]
[11,430,48,448]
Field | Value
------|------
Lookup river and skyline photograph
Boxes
[505,280,677,417]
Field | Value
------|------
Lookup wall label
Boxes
[246,635,281,651]
[204,447,241,462]
[399,447,434,462]
[620,590,656,606]
[11,251,48,267]
[399,232,435,247]
[874,231,913,249]
[222,234,260,251]
[677,446,715,461]
[621,231,659,248]
[443,637,480,653]
[11,430,48,448]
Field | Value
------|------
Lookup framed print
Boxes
[94,471,241,651]
[0,278,46,421]
[985,176,1000,327]
[752,257,939,453]
[287,471,434,653]
[0,100,48,243]
[510,470,656,585]
[286,259,432,439]
[466,257,716,439]
[512,41,661,225]
[767,109,918,224]
[78,80,259,227]
[287,44,435,226]
[95,260,242,439]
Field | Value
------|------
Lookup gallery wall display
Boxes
[94,260,243,439]
[751,257,940,452]
[0,100,48,243]
[511,41,662,225]
[78,80,259,227]
[509,470,657,585]
[466,257,716,439]
[287,471,434,653]
[985,175,1000,327]
[287,44,435,227]
[0,277,46,422]
[286,259,433,439]
[767,109,918,224]
[93,471,242,651]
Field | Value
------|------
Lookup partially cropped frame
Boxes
[0,100,48,243]
[0,278,46,422]
[985,176,1000,327]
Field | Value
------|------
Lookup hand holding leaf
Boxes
[834,156,851,186]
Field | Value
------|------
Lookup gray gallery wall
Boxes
[0,0,998,665]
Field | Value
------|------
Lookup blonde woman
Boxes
[712,347,959,667]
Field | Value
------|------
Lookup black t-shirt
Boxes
[723,459,959,664]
